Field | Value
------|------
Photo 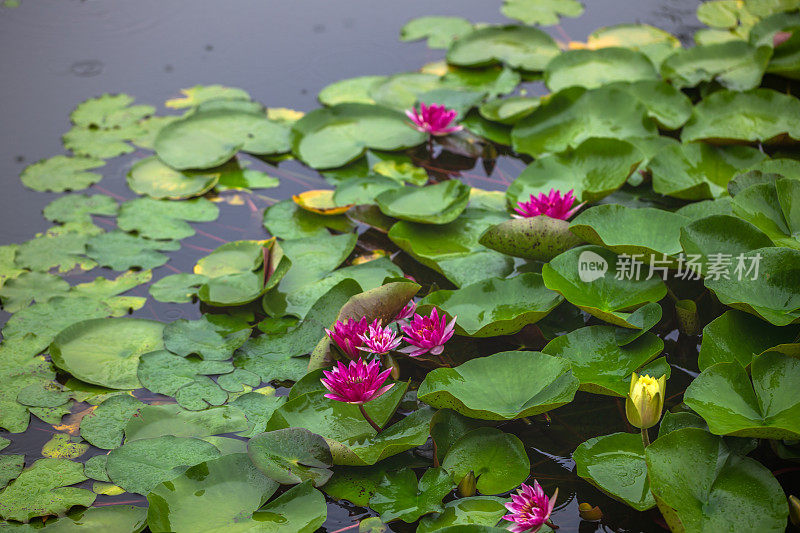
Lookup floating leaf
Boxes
[43,194,118,224]
[86,231,180,271]
[20,156,105,192]
[248,428,333,486]
[684,352,800,439]
[70,93,154,128]
[545,48,658,92]
[249,481,327,532]
[0,458,95,523]
[106,435,221,495]
[80,394,145,449]
[570,23,681,67]
[478,216,582,262]
[263,199,355,239]
[543,326,667,396]
[63,124,143,159]
[501,0,583,25]
[0,271,70,312]
[446,26,559,71]
[478,96,540,125]
[137,350,232,410]
[400,16,473,49]
[148,273,207,303]
[50,317,165,389]
[418,350,578,420]
[126,157,219,199]
[660,41,771,90]
[290,103,426,169]
[368,73,443,110]
[124,404,249,441]
[117,197,219,241]
[369,467,454,523]
[442,427,529,494]
[164,316,251,361]
[293,189,352,216]
[732,177,800,248]
[14,225,97,273]
[41,434,89,460]
[146,453,279,533]
[645,428,788,532]
[574,432,655,511]
[416,496,507,533]
[419,274,562,337]
[0,456,24,491]
[318,75,386,106]
[230,391,286,438]
[679,214,774,276]
[376,181,471,225]
[165,85,251,109]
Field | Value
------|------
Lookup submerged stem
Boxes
[641,427,651,448]
[359,403,382,434]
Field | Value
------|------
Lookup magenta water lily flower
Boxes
[395,300,417,322]
[405,102,463,136]
[320,358,394,405]
[325,317,370,359]
[358,319,402,355]
[513,189,584,220]
[503,481,558,533]
[399,307,456,357]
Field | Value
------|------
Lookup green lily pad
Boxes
[703,247,800,326]
[230,391,286,438]
[417,496,507,533]
[577,23,681,67]
[400,16,473,49]
[146,453,279,533]
[124,404,249,441]
[0,271,70,312]
[647,141,766,200]
[263,199,355,239]
[291,103,426,169]
[597,80,692,130]
[511,87,656,157]
[70,93,154,128]
[681,88,800,144]
[26,505,147,532]
[418,350,579,420]
[478,96,540,125]
[80,394,145,449]
[569,204,689,259]
[545,48,658,92]
[542,246,668,327]
[164,316,251,361]
[698,310,800,370]
[645,428,788,533]
[248,481,327,533]
[248,428,333,486]
[446,25,559,71]
[368,73,443,110]
[442,427,529,494]
[155,106,290,170]
[318,75,386,106]
[732,177,800,249]
[333,175,402,206]
[542,326,667,396]
[388,208,514,287]
[574,432,655,511]
[660,41,771,90]
[20,156,105,192]
[137,350,232,410]
[369,467,454,523]
[507,137,643,204]
[43,194,118,224]
[0,456,24,491]
[86,231,180,271]
[501,0,583,25]
[165,85,251,109]
[679,215,774,277]
[375,181,470,225]
[684,352,800,439]
[148,273,207,303]
[50,317,165,389]
[117,197,219,240]
[63,124,143,159]
[213,161,280,191]
[16,382,70,408]
[126,157,219,199]
[419,273,562,337]
[14,225,98,273]
[478,216,583,262]
[0,458,95,523]
[106,435,221,495]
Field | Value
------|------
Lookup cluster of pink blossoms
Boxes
[513,189,584,220]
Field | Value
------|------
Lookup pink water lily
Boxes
[503,481,558,533]
[320,358,394,405]
[405,102,463,136]
[513,189,584,220]
[394,300,417,322]
[325,317,370,359]
[399,307,456,357]
[358,319,402,355]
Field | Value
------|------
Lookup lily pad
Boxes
[86,231,180,271]
[679,215,774,277]
[542,326,667,396]
[573,23,681,67]
[703,247,800,326]
[126,157,219,199]
[698,310,800,370]
[165,85,251,109]
[148,273,207,303]
[20,155,105,193]
[80,394,145,449]
[0,456,24,491]
[545,48,658,92]
[417,350,579,420]
[164,316,251,361]
[375,181,470,225]
[248,427,333,486]
[70,93,154,128]
[732,177,800,249]
[542,246,668,327]
[501,0,583,25]
[50,317,165,389]
[263,199,355,239]
[368,73,443,110]
[681,88,800,144]
[478,216,583,262]
[291,103,426,169]
[0,271,70,312]
[230,391,286,438]
[442,427,529,494]
[660,41,771,90]
[419,273,562,337]
[684,352,800,439]
[400,16,474,49]
[31,505,147,532]
[446,25,559,71]
[478,96,540,125]
[248,481,327,532]
[117,197,219,240]
[106,435,221,495]
[63,124,143,159]
[511,87,656,157]
[417,496,507,533]
[43,194,118,224]
[507,137,643,204]
[146,453,279,533]
[645,428,788,533]
[569,204,689,259]
[318,75,386,106]
[124,404,249,441]
[0,458,95,523]
[369,467,454,523]
[137,350,232,410]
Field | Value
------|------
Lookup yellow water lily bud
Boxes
[625,373,666,429]
[457,470,477,498]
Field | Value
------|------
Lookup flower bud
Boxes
[625,373,666,429]
[457,470,476,497]
[789,495,800,526]
[579,502,602,521]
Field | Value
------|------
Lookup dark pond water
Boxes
[0,1,758,532]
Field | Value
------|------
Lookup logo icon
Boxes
[578,250,608,282]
